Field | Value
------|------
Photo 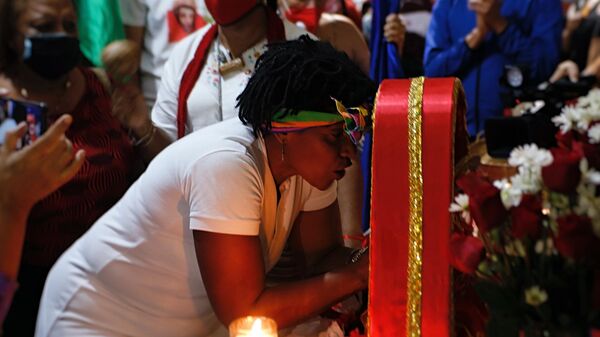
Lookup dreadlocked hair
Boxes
[237,35,377,135]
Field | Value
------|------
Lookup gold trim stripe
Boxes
[406,77,425,337]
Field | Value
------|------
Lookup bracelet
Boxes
[132,123,156,147]
[348,246,369,264]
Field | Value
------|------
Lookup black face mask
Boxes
[23,33,80,80]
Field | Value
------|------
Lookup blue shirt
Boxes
[424,0,563,136]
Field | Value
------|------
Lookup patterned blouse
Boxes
[21,67,139,268]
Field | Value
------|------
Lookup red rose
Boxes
[510,194,543,239]
[457,172,507,232]
[555,214,600,261]
[582,141,600,170]
[541,147,583,194]
[450,233,485,275]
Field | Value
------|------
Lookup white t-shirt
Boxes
[36,118,337,337]
[119,0,210,108]
[152,20,312,141]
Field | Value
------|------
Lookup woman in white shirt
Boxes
[36,36,376,337]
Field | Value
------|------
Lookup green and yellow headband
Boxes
[270,98,371,145]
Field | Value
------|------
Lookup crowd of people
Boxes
[0,0,595,336]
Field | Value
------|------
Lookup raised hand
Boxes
[465,14,489,50]
[468,0,507,33]
[111,83,152,137]
[384,13,407,55]
[0,115,85,210]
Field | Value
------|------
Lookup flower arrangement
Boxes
[450,89,600,337]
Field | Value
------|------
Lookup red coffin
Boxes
[368,78,468,337]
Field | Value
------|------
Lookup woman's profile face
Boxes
[284,122,355,190]
[12,0,77,57]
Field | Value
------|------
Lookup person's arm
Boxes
[562,4,582,52]
[0,115,84,280]
[586,16,600,67]
[193,230,366,328]
[486,0,563,83]
[123,25,144,87]
[287,200,359,274]
[337,160,364,249]
[111,83,173,163]
[424,0,479,77]
[582,54,600,79]
[188,152,367,328]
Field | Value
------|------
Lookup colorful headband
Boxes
[269,98,371,145]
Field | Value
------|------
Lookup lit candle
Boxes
[229,316,278,337]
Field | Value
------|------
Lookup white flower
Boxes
[511,169,543,194]
[525,286,548,307]
[508,144,553,169]
[577,106,600,131]
[589,124,600,144]
[581,159,600,185]
[494,179,523,208]
[449,194,471,224]
[553,106,581,133]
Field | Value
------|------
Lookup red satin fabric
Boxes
[177,24,217,139]
[370,78,467,337]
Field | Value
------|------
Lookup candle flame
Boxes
[248,318,263,337]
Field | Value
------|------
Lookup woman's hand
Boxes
[465,14,488,50]
[383,14,406,55]
[468,0,507,34]
[0,115,85,212]
[346,247,369,289]
[550,60,580,83]
[111,83,152,138]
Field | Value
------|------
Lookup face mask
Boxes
[23,33,80,80]
[205,0,259,25]
[285,5,321,34]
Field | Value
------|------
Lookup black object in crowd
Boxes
[485,65,595,158]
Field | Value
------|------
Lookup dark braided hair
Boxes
[237,35,377,134]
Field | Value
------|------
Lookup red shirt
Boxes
[22,67,139,268]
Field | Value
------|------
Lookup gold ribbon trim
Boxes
[406,76,425,337]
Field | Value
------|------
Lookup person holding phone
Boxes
[0,0,143,335]
[0,115,84,326]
